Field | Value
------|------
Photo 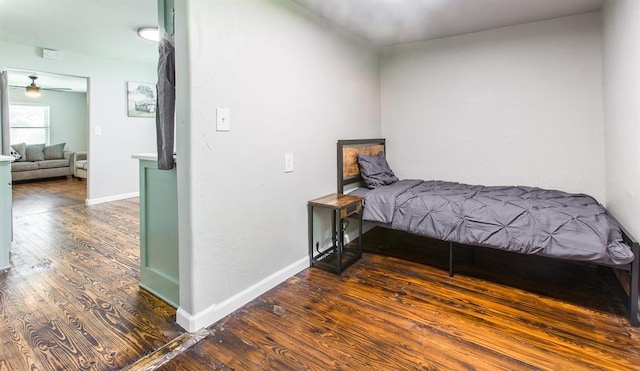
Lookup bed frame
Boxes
[337,138,640,327]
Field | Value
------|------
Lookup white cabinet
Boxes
[0,156,12,270]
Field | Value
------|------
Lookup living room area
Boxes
[6,69,88,187]
[0,0,159,206]
[0,1,177,367]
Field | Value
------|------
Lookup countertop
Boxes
[132,153,159,161]
[132,153,177,162]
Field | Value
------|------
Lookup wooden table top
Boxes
[308,193,362,209]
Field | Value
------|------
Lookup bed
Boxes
[337,138,640,326]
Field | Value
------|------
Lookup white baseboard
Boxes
[85,192,139,205]
[176,256,309,332]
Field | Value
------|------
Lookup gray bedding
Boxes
[362,179,634,266]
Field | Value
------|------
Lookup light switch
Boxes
[94,126,102,135]
[284,153,293,173]
[216,108,230,131]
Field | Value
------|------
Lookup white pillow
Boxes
[10,146,22,162]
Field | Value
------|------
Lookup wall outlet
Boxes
[284,153,293,173]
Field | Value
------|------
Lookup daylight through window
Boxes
[9,104,50,145]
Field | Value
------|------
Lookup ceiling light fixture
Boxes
[25,75,41,97]
[137,27,160,42]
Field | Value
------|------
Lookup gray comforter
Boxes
[362,179,634,266]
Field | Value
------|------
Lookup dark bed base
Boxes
[616,221,640,326]
[337,138,640,327]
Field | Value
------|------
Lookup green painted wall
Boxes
[158,0,174,36]
[139,159,179,307]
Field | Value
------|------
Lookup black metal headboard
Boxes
[337,138,386,194]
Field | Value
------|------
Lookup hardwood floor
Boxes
[11,178,87,217]
[162,228,640,370]
[5,180,640,369]
[1,178,183,370]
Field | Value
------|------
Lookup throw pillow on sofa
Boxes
[25,143,45,162]
[10,147,21,161]
[10,142,26,162]
[44,143,66,160]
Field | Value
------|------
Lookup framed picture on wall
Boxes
[127,82,156,118]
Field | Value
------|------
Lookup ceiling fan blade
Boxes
[9,84,73,91]
[42,87,73,91]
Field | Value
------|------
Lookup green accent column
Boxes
[0,159,11,270]
[158,0,175,36]
[139,159,179,307]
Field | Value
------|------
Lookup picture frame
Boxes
[127,82,156,118]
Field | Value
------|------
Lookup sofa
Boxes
[10,142,75,182]
[73,151,87,179]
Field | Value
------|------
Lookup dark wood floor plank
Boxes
[1,179,183,370]
[0,273,53,370]
[14,261,158,369]
[358,258,619,339]
[157,338,231,371]
[274,271,535,370]
[359,253,639,369]
[333,261,630,369]
[9,179,640,370]
[11,212,180,355]
[163,228,640,371]
[11,178,86,218]
[0,267,87,370]
[206,320,305,370]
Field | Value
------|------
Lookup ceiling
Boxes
[292,0,605,46]
[0,0,158,65]
[0,0,605,75]
[7,69,87,93]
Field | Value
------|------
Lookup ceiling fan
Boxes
[9,75,72,97]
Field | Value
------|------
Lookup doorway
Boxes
[5,69,89,210]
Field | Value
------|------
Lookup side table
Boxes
[307,193,363,274]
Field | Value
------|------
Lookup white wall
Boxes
[0,41,157,201]
[9,87,88,152]
[176,0,380,331]
[603,0,640,238]
[380,13,606,202]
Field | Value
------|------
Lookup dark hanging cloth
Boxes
[156,38,176,170]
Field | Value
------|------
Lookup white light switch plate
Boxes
[284,153,294,173]
[216,108,230,131]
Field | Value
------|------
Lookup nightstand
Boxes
[307,193,363,274]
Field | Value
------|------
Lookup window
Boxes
[9,104,50,145]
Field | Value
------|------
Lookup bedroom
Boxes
[173,0,640,338]
[1,0,638,368]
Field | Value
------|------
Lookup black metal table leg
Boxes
[334,210,342,273]
[358,211,363,259]
[307,204,313,267]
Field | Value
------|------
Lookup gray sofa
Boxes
[11,150,75,181]
[73,151,87,179]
